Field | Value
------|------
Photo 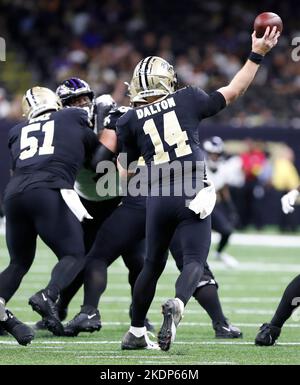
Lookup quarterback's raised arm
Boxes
[218,26,280,105]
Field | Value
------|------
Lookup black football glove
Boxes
[95,94,117,132]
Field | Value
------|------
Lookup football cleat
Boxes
[121,331,160,350]
[144,318,155,333]
[214,252,239,268]
[0,324,8,336]
[57,306,68,322]
[34,305,68,330]
[213,320,243,339]
[158,298,182,351]
[64,308,101,337]
[1,310,34,346]
[34,319,47,331]
[29,290,64,336]
[255,323,281,346]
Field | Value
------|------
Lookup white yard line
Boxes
[1,232,300,248]
[12,321,300,328]
[7,307,276,315]
[3,295,290,302]
[1,340,300,347]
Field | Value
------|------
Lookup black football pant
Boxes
[57,197,121,309]
[271,274,300,328]
[84,197,227,324]
[1,188,86,303]
[83,203,146,309]
[212,203,233,254]
[170,237,227,324]
[131,195,211,327]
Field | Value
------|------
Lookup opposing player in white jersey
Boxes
[203,137,239,268]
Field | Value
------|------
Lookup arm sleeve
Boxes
[89,143,115,171]
[7,130,16,171]
[191,87,226,119]
[116,116,140,170]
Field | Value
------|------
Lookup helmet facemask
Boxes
[56,78,95,120]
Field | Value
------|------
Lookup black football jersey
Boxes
[117,86,226,171]
[4,107,99,200]
[104,106,131,129]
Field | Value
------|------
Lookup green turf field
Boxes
[1,232,300,365]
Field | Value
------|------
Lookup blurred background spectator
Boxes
[238,139,268,229]
[221,140,300,231]
[272,145,300,231]
[0,0,300,230]
[0,0,299,126]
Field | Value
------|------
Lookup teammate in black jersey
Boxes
[59,105,153,335]
[36,79,154,333]
[119,27,280,350]
[33,78,121,330]
[64,107,241,340]
[0,86,114,344]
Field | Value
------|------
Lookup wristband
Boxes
[248,51,264,65]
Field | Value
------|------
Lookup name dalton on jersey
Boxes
[136,97,176,119]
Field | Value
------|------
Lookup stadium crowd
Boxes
[0,0,299,127]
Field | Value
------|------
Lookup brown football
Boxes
[254,12,283,38]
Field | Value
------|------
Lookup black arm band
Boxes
[248,51,264,65]
[90,143,115,171]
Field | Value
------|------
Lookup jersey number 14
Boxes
[19,120,55,160]
[143,111,192,165]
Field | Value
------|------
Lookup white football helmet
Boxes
[22,86,62,119]
[128,56,177,104]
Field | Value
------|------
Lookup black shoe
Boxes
[34,305,68,330]
[57,306,68,322]
[213,320,243,339]
[121,331,159,350]
[64,308,101,337]
[0,324,8,336]
[29,290,64,336]
[34,319,47,331]
[144,318,155,333]
[1,310,34,346]
[255,323,281,346]
[158,299,182,351]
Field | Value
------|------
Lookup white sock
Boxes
[0,297,8,322]
[175,298,185,315]
[129,326,146,338]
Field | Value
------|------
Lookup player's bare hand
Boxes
[252,26,281,56]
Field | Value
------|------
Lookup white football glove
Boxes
[189,179,217,219]
[281,189,299,214]
[95,94,116,108]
